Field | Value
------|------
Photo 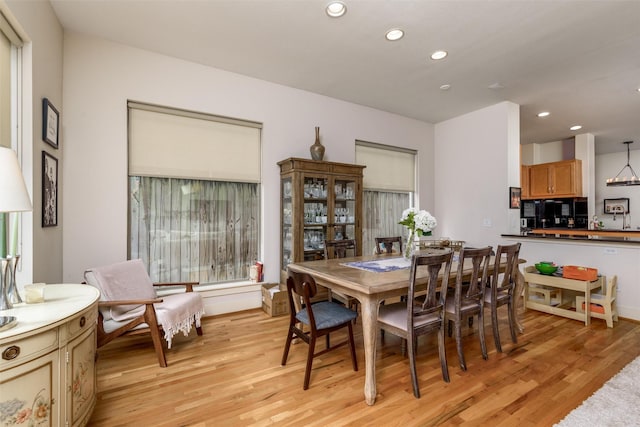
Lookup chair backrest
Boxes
[324,239,357,259]
[375,236,403,254]
[84,259,156,321]
[454,246,493,306]
[603,275,617,301]
[407,251,453,328]
[490,242,521,296]
[286,270,319,329]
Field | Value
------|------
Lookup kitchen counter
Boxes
[502,229,640,244]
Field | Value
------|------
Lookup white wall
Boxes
[60,33,435,292]
[4,0,64,284]
[434,101,521,247]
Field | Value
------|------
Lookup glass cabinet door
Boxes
[332,178,357,243]
[303,176,328,261]
[282,177,292,270]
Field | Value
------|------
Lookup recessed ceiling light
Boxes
[570,125,582,131]
[326,1,347,17]
[430,50,448,60]
[537,112,550,118]
[385,29,404,41]
[440,84,451,90]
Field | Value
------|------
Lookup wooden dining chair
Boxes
[375,236,403,254]
[323,239,359,313]
[281,270,358,390]
[443,246,492,371]
[377,251,453,398]
[483,242,521,352]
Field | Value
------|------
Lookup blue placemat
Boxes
[342,257,411,273]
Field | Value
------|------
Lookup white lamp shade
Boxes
[0,147,32,212]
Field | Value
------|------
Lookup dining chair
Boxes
[281,270,358,390]
[443,246,492,371]
[323,239,359,313]
[483,242,521,352]
[375,236,403,254]
[576,275,618,328]
[84,259,205,367]
[377,251,453,398]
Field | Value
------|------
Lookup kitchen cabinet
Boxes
[524,159,582,199]
[0,284,100,427]
[520,165,530,199]
[278,157,364,284]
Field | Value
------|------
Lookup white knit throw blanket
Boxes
[154,292,204,348]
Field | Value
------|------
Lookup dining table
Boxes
[287,251,526,406]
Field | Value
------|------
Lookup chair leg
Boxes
[407,331,420,398]
[478,311,488,361]
[455,319,466,371]
[347,323,358,371]
[304,336,316,390]
[144,305,167,368]
[507,300,517,344]
[281,327,294,366]
[491,304,502,353]
[438,321,450,383]
[196,325,203,336]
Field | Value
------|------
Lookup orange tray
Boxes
[562,265,598,281]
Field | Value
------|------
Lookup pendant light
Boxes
[606,141,640,186]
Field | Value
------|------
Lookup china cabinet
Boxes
[0,284,100,427]
[278,157,365,284]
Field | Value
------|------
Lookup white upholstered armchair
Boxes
[84,259,204,367]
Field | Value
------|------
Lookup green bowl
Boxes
[535,263,558,275]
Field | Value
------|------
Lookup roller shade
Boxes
[356,142,415,192]
[128,103,261,182]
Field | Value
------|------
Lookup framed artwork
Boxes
[42,98,59,149]
[509,186,521,209]
[42,151,58,227]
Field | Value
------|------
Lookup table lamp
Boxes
[0,146,33,311]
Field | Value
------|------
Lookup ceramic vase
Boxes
[309,126,325,161]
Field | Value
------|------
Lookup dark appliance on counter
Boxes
[520,197,588,230]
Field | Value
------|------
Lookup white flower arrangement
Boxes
[399,208,437,259]
[399,207,437,237]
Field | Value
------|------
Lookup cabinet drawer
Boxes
[66,306,98,339]
[0,328,58,370]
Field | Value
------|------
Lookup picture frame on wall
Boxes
[509,186,521,209]
[42,151,58,227]
[42,98,59,149]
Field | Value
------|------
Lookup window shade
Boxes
[128,103,261,183]
[355,142,415,192]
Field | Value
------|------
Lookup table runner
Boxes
[342,257,411,273]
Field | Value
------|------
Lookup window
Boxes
[356,141,416,255]
[128,102,261,284]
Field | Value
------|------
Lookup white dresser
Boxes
[0,284,100,427]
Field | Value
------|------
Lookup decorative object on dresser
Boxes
[83,259,205,368]
[309,126,325,161]
[0,147,33,311]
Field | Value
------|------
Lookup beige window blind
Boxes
[355,141,416,192]
[128,102,262,183]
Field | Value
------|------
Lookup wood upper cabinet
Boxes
[525,159,582,199]
[520,165,530,199]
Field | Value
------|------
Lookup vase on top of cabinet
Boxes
[278,157,364,285]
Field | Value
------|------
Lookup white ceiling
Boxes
[49,0,640,155]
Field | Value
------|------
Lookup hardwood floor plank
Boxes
[90,308,640,426]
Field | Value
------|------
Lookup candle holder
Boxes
[0,257,12,310]
[6,255,22,305]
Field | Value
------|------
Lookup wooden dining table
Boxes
[287,251,526,406]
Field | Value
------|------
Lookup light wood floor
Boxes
[89,307,640,426]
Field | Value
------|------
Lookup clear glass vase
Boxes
[404,230,416,259]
